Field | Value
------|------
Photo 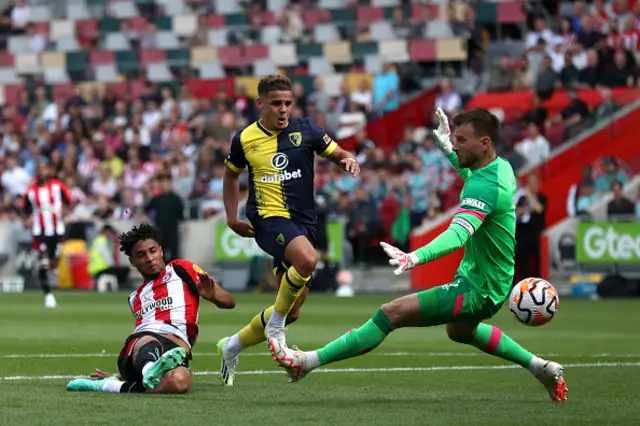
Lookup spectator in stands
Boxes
[515,123,550,168]
[526,17,555,50]
[607,180,635,220]
[514,174,547,282]
[594,87,621,120]
[577,16,601,49]
[497,135,524,173]
[596,156,629,193]
[373,62,400,115]
[145,174,184,262]
[559,50,580,89]
[350,80,373,115]
[535,56,559,100]
[567,164,596,217]
[434,78,461,115]
[552,89,593,139]
[575,180,598,216]
[391,5,415,39]
[487,55,514,92]
[346,187,382,268]
[1,155,30,199]
[600,50,635,88]
[577,49,601,88]
[457,57,488,105]
[10,0,29,34]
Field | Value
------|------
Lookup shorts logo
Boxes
[270,153,289,170]
[276,233,285,245]
[289,132,302,146]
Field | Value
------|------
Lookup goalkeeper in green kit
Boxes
[268,108,567,402]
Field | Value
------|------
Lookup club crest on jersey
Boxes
[461,198,486,211]
[161,273,171,283]
[193,264,204,274]
[289,132,302,146]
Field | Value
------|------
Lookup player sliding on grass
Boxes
[66,224,235,394]
[269,108,567,402]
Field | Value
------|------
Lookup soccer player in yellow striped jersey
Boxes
[218,74,360,386]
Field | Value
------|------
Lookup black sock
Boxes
[39,269,51,294]
[119,381,144,393]
[134,341,164,374]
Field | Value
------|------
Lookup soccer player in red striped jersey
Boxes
[66,224,235,394]
[23,162,72,308]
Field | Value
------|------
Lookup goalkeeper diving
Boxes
[268,108,567,402]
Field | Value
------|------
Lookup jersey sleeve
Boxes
[224,132,247,173]
[309,121,337,157]
[172,259,202,297]
[58,181,72,205]
[451,178,498,237]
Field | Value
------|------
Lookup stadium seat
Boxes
[30,5,52,22]
[379,40,409,63]
[44,68,71,84]
[313,24,341,43]
[156,32,180,49]
[253,59,278,77]
[296,43,323,62]
[104,33,131,50]
[214,0,241,14]
[308,57,335,76]
[50,20,76,40]
[147,63,173,82]
[165,49,190,68]
[369,21,397,41]
[261,26,283,45]
[0,68,22,84]
[110,2,139,18]
[66,2,91,20]
[172,15,197,37]
[190,46,217,68]
[267,0,289,12]
[56,37,81,52]
[435,38,467,61]
[7,36,30,55]
[364,55,383,74]
[95,64,121,82]
[351,41,378,60]
[207,29,229,47]
[324,42,352,65]
[424,20,454,39]
[199,61,226,79]
[269,44,297,67]
[14,53,40,74]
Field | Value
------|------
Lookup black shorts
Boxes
[32,235,63,261]
[117,332,191,382]
[249,216,316,278]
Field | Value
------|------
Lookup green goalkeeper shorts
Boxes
[417,275,504,326]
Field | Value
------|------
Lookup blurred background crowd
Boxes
[0,0,639,269]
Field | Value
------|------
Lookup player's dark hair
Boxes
[257,74,292,96]
[118,223,163,257]
[452,108,500,146]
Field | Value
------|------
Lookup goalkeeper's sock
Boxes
[236,306,274,353]
[312,309,395,367]
[469,324,535,369]
[269,267,309,328]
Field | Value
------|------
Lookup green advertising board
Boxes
[214,220,344,262]
[576,222,640,263]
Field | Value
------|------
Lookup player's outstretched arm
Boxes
[381,224,470,275]
[433,108,472,181]
[309,122,360,177]
[196,271,236,309]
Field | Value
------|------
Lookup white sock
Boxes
[226,334,244,357]
[268,311,287,329]
[102,379,125,393]
[141,362,153,376]
[528,355,543,375]
[306,351,321,370]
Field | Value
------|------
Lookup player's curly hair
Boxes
[257,74,292,96]
[118,223,163,257]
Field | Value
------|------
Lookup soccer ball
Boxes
[509,278,559,327]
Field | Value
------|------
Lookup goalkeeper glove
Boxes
[433,107,453,155]
[380,242,419,276]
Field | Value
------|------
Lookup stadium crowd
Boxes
[0,0,638,267]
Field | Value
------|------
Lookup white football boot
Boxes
[268,338,312,383]
[44,293,57,309]
[535,360,567,402]
[217,337,238,387]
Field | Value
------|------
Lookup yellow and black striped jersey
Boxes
[225,117,337,225]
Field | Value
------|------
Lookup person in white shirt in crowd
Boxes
[515,122,551,168]
[435,78,462,115]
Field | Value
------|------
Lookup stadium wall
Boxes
[410,101,640,290]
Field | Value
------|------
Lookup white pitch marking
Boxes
[1,351,639,359]
[1,362,639,381]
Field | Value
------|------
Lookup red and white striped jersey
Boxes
[24,179,72,237]
[128,259,202,348]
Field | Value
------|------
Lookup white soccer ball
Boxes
[509,278,559,327]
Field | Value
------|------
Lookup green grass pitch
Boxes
[1,292,640,425]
